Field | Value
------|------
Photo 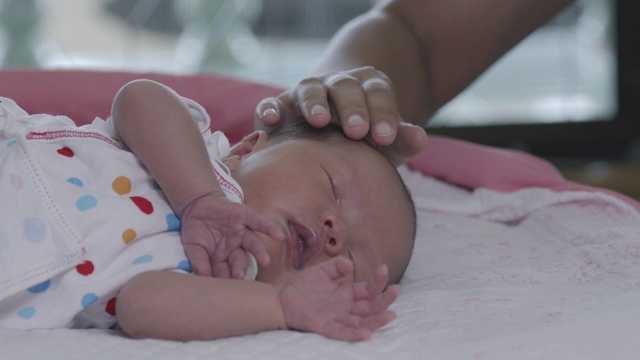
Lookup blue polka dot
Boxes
[76,195,97,211]
[6,139,16,148]
[81,293,98,308]
[23,217,45,243]
[166,213,181,231]
[152,180,162,190]
[28,280,51,294]
[132,255,153,264]
[66,177,84,187]
[18,307,36,319]
[177,260,192,273]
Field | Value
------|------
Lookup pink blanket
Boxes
[408,135,640,212]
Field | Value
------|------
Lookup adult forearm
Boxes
[312,0,573,124]
[112,80,222,216]
[311,10,430,125]
[117,271,286,341]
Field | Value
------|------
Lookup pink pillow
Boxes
[0,69,283,143]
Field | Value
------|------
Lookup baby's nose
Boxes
[320,210,347,256]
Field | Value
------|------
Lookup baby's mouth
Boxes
[287,220,318,270]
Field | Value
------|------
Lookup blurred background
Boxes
[0,0,617,126]
[0,0,637,197]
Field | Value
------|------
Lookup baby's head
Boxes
[223,123,415,285]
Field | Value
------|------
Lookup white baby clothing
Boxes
[0,96,253,330]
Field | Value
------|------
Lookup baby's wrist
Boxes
[174,189,226,218]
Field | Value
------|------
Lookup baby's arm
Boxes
[117,257,399,342]
[117,270,286,340]
[111,79,282,277]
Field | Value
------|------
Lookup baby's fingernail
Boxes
[311,104,328,115]
[347,114,366,127]
[374,122,393,137]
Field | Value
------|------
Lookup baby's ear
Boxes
[223,131,269,170]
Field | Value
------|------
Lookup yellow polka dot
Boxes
[122,229,137,244]
[112,176,132,195]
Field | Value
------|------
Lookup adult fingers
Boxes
[381,122,429,166]
[254,97,284,129]
[294,77,332,128]
[361,75,399,146]
[325,73,370,140]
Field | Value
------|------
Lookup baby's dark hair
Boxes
[268,122,416,284]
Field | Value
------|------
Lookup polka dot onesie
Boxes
[0,96,250,329]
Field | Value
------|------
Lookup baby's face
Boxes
[228,135,414,285]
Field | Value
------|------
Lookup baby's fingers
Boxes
[320,310,396,342]
[352,284,401,316]
[227,248,249,279]
[339,310,397,333]
[182,243,213,277]
[318,322,373,343]
[352,264,390,300]
[317,256,355,282]
[239,230,272,267]
[357,310,397,331]
[210,261,232,279]
[243,208,284,243]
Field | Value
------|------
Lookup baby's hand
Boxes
[180,193,283,278]
[277,257,400,342]
[255,66,427,165]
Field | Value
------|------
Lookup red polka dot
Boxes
[105,297,117,316]
[76,260,95,276]
[130,196,154,215]
[56,147,74,157]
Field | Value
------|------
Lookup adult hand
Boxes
[180,193,284,278]
[278,256,400,342]
[255,66,427,166]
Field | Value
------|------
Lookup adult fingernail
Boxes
[311,104,327,115]
[347,114,366,127]
[262,108,278,117]
[374,122,393,137]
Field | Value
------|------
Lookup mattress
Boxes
[3,165,640,360]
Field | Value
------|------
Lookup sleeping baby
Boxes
[0,79,415,342]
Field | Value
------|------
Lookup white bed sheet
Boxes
[3,166,640,360]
